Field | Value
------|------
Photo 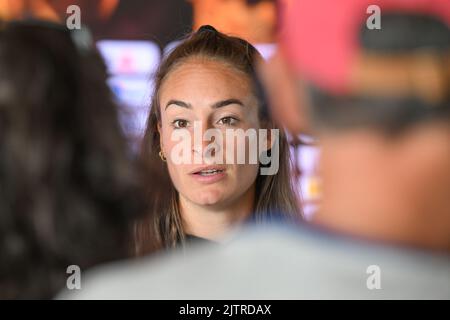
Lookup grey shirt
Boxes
[60,224,450,299]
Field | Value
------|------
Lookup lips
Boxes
[189,165,227,183]
[190,165,226,175]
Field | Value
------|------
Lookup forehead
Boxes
[159,58,253,104]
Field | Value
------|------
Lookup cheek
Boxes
[232,163,260,190]
[161,131,174,153]
[161,126,188,156]
[222,124,262,163]
[160,127,187,188]
[166,161,181,185]
[159,123,171,150]
[165,157,192,197]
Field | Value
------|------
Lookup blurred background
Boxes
[0,0,320,218]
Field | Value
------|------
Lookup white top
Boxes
[59,224,450,299]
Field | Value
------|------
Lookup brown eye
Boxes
[218,116,238,126]
[173,119,189,128]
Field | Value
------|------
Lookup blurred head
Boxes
[0,0,60,22]
[191,0,277,43]
[135,26,300,253]
[259,0,450,250]
[0,21,146,298]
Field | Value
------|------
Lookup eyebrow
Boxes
[212,99,244,109]
[165,100,191,110]
[165,98,244,111]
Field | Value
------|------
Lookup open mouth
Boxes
[190,165,226,176]
[190,166,227,183]
[193,169,225,176]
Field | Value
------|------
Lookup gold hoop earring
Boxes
[159,150,167,162]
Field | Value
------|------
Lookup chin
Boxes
[194,194,225,206]
[185,188,228,207]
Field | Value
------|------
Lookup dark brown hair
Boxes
[0,21,148,299]
[134,26,301,254]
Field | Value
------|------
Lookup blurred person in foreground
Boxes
[0,20,151,299]
[62,0,450,299]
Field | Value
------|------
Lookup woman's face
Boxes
[158,58,262,209]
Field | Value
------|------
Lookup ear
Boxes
[256,50,311,136]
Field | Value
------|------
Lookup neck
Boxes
[313,132,450,252]
[179,184,255,240]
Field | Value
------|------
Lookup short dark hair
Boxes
[0,21,147,299]
[308,13,450,134]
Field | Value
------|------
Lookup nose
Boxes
[191,121,222,162]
